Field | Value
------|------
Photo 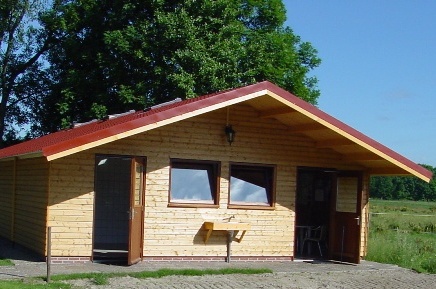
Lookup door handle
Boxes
[354,217,360,226]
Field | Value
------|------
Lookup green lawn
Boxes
[0,268,272,288]
[369,199,436,214]
[0,280,70,289]
[366,199,436,273]
[0,258,14,266]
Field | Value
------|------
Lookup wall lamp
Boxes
[225,125,236,145]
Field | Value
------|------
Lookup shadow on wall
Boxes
[0,236,44,262]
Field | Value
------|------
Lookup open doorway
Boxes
[93,155,145,265]
[295,167,333,259]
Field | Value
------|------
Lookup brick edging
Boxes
[47,255,293,264]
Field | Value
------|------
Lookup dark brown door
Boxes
[330,172,362,264]
[128,157,145,265]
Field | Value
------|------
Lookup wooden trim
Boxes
[316,139,355,148]
[287,123,326,133]
[259,107,297,118]
[168,203,220,209]
[129,156,146,264]
[45,161,51,256]
[11,157,17,241]
[0,152,44,162]
[227,204,276,210]
[169,158,221,206]
[342,153,383,161]
[266,89,432,182]
[228,162,276,208]
[368,167,412,175]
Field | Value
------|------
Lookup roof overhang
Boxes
[241,85,432,182]
[0,81,432,182]
[43,88,268,161]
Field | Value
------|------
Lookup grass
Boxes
[0,280,70,289]
[366,199,436,274]
[0,258,14,266]
[0,268,271,288]
[369,199,436,214]
[48,268,272,285]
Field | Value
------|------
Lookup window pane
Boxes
[230,176,268,203]
[133,161,143,205]
[336,177,358,213]
[230,165,273,206]
[170,160,218,205]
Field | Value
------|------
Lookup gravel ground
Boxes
[1,238,435,289]
[65,269,436,289]
[2,258,434,289]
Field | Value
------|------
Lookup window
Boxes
[169,159,220,207]
[229,164,275,208]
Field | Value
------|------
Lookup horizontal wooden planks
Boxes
[48,153,94,256]
[359,172,370,257]
[0,160,14,238]
[13,158,48,255]
[45,103,369,259]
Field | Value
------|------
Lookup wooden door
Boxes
[329,172,362,264]
[128,157,145,265]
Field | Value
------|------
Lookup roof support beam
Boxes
[316,138,355,148]
[287,123,326,133]
[369,167,410,175]
[259,107,297,118]
[342,153,383,161]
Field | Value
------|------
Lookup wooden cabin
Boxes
[0,81,432,265]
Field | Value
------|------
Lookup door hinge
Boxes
[128,208,135,220]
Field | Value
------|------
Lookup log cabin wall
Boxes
[0,160,14,239]
[360,172,370,257]
[13,157,49,255]
[48,151,95,257]
[47,103,369,259]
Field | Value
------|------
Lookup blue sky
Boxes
[284,1,436,166]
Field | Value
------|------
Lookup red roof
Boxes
[0,81,432,182]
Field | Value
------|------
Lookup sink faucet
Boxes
[223,215,235,221]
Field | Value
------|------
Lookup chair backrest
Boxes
[311,225,326,241]
[319,225,326,241]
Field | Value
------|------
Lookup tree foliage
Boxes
[370,164,436,201]
[0,0,59,147]
[36,0,321,132]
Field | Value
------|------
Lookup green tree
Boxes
[370,164,436,201]
[370,176,394,199]
[417,164,436,201]
[0,0,59,147]
[392,178,407,200]
[38,0,321,132]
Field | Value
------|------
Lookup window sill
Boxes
[227,204,275,210]
[168,203,219,209]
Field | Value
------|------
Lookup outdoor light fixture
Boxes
[225,125,235,145]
